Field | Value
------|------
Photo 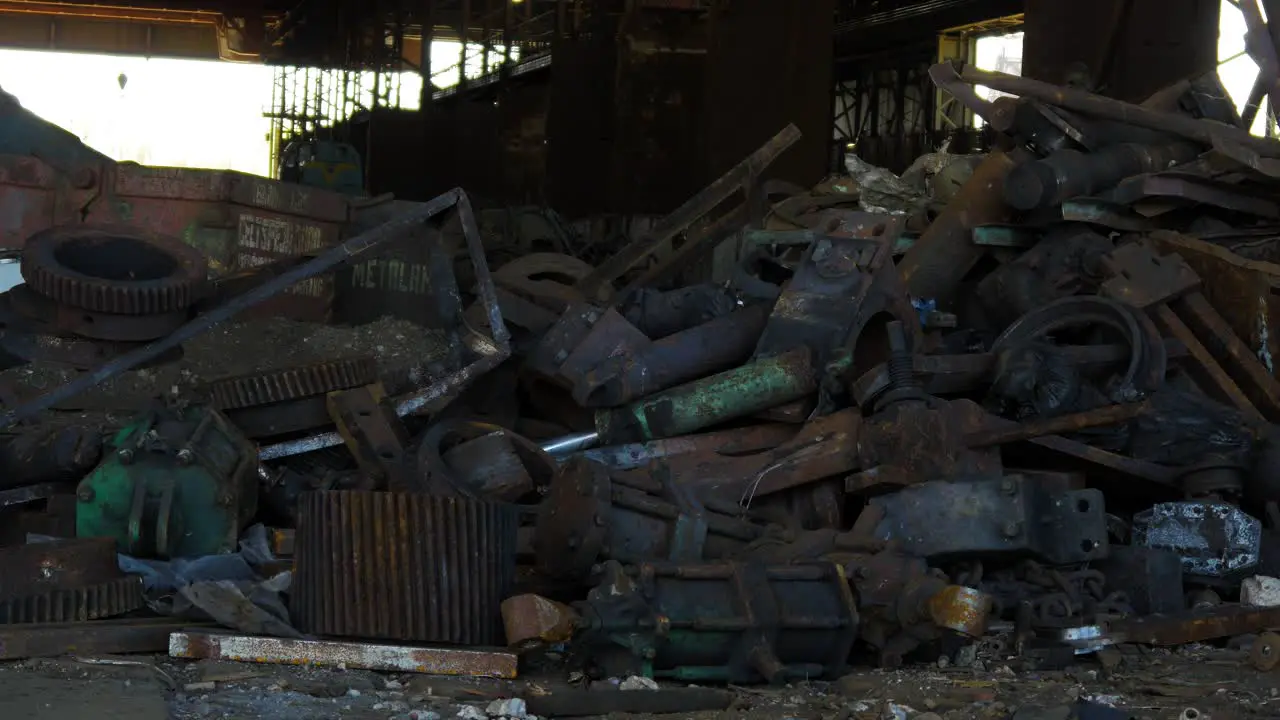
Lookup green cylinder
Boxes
[596,346,820,444]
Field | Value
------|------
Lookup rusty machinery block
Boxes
[745,527,992,668]
[572,560,858,684]
[869,474,1110,566]
[838,550,990,668]
[292,491,518,645]
[533,456,770,581]
[751,213,919,374]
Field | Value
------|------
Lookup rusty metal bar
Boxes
[0,2,218,24]
[1023,431,1178,486]
[0,189,471,429]
[1109,604,1280,646]
[575,124,802,300]
[1152,303,1263,422]
[963,402,1151,448]
[1175,291,1280,421]
[898,149,1018,303]
[616,204,752,299]
[169,631,518,678]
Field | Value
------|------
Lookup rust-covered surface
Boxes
[0,618,210,660]
[500,594,578,649]
[291,491,519,645]
[169,630,519,678]
[0,538,121,601]
[0,153,350,321]
[1148,231,1280,379]
[0,576,144,624]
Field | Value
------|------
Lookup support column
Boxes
[704,0,835,188]
[546,2,707,216]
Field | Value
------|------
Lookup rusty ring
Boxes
[417,419,558,498]
[205,357,380,411]
[21,224,210,316]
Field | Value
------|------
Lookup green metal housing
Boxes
[76,405,259,559]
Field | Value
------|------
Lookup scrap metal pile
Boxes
[10,15,1280,717]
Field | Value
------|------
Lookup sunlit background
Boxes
[0,41,479,177]
[0,0,1267,178]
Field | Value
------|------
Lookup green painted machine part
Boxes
[572,560,858,684]
[76,405,259,559]
[594,346,851,444]
[278,140,364,196]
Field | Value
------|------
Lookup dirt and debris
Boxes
[3,316,452,403]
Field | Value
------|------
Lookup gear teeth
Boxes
[21,224,209,315]
[0,576,145,624]
[206,357,380,410]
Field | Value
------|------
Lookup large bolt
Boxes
[1002,520,1022,538]
[885,321,916,391]
[116,448,134,465]
[76,485,95,503]
[176,448,195,466]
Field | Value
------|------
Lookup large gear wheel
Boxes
[206,356,380,411]
[21,224,209,315]
[0,576,145,624]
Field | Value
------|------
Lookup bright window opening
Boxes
[0,39,515,178]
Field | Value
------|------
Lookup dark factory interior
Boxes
[2,1,1280,719]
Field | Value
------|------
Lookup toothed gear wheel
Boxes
[206,357,380,411]
[0,576,144,624]
[21,224,209,315]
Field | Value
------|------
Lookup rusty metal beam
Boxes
[575,124,802,301]
[0,2,219,24]
[963,402,1151,448]
[169,631,518,677]
[1152,303,1263,422]
[0,618,212,660]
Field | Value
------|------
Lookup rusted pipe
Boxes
[576,303,770,407]
[898,149,1019,304]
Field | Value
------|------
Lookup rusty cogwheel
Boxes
[21,224,209,315]
[0,576,144,624]
[206,356,380,411]
[292,490,518,644]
